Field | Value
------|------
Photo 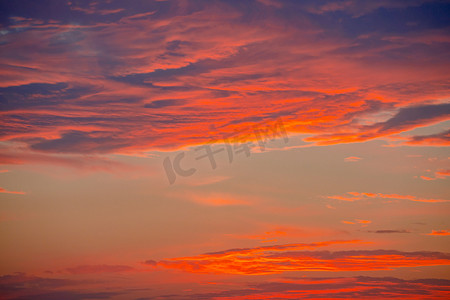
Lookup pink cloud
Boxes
[1,3,449,155]
[345,156,362,162]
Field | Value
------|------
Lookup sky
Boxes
[0,0,449,299]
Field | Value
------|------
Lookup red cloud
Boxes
[428,230,450,236]
[148,241,450,275]
[1,1,449,157]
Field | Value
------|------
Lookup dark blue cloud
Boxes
[0,83,95,111]
[29,131,130,154]
[339,2,450,37]
[144,99,184,109]
[0,0,170,27]
[377,102,450,133]
[406,128,450,145]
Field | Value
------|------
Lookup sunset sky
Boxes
[0,0,450,299]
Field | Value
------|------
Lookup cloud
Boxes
[147,241,450,275]
[419,169,450,180]
[427,230,450,236]
[0,1,449,155]
[0,187,25,195]
[256,0,283,8]
[405,129,450,146]
[327,191,449,203]
[369,230,411,234]
[436,169,450,178]
[356,219,371,224]
[64,264,135,275]
[345,156,362,162]
[420,175,436,180]
[12,291,121,300]
[0,145,147,174]
[143,99,184,109]
[170,190,255,206]
[183,276,450,299]
[341,220,356,225]
[376,103,450,133]
[306,103,450,145]
[0,272,129,300]
[0,272,72,294]
[29,131,130,154]
[301,0,439,17]
[3,272,450,299]
[341,219,371,226]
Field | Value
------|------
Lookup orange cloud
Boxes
[0,187,25,195]
[356,219,371,224]
[341,219,371,225]
[147,241,450,275]
[328,192,449,203]
[428,230,450,236]
[328,195,362,202]
[171,191,254,206]
[341,221,356,225]
[419,169,450,181]
[436,169,450,179]
[1,1,449,157]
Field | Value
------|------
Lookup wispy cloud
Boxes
[345,156,362,162]
[1,1,449,157]
[341,219,371,226]
[368,229,411,234]
[0,187,25,195]
[405,129,450,146]
[327,191,449,203]
[420,169,450,180]
[175,276,450,299]
[427,230,450,236]
[64,264,135,275]
[146,241,450,275]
